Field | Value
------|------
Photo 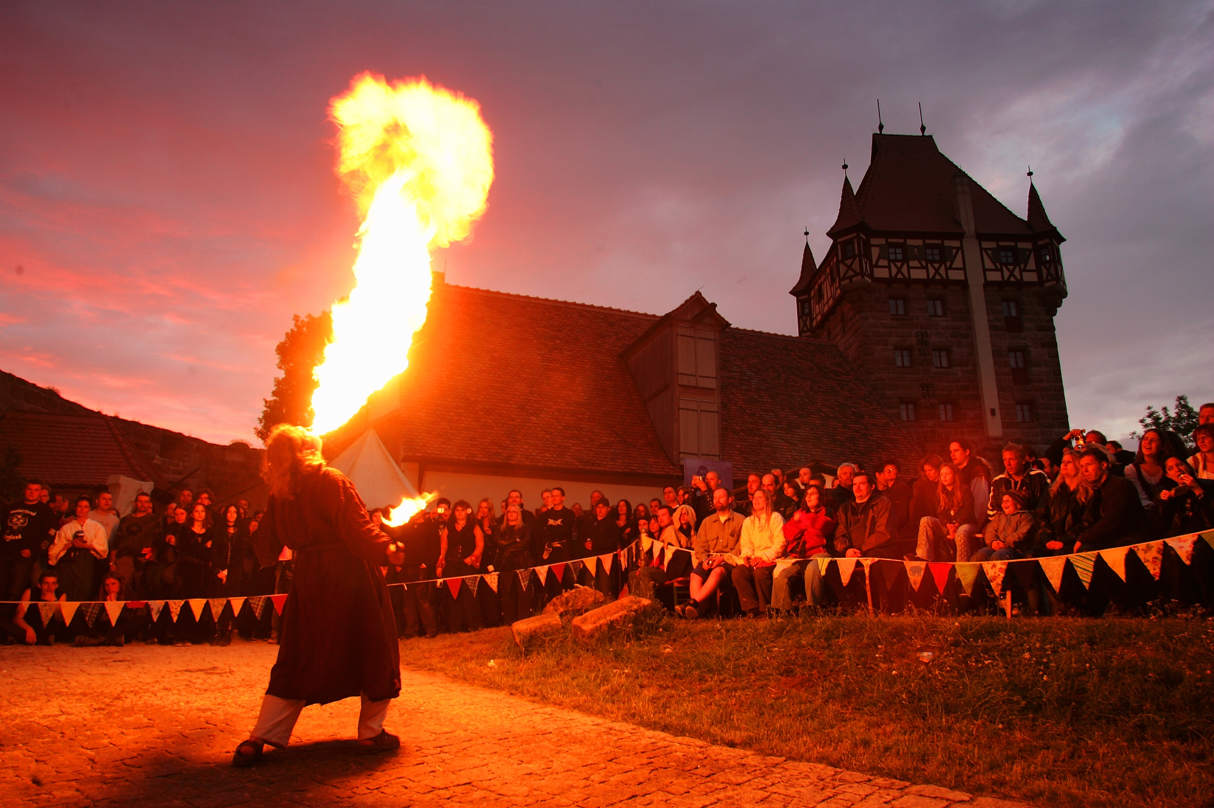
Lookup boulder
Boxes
[570,596,660,643]
[541,584,607,619]
[510,612,563,653]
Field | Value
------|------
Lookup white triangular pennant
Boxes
[641,536,653,554]
[663,544,675,567]
[536,565,550,585]
[104,600,125,627]
[228,597,247,618]
[585,555,599,576]
[1098,547,1129,582]
[904,560,927,592]
[517,570,531,591]
[1039,556,1067,594]
[815,556,831,576]
[1165,534,1198,566]
[837,557,858,587]
[604,552,616,573]
[59,600,80,626]
[187,599,207,620]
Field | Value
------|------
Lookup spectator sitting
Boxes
[1188,423,1214,480]
[987,443,1051,523]
[672,504,697,548]
[1157,457,1213,534]
[772,484,835,614]
[10,571,67,645]
[876,460,914,552]
[1037,448,1090,555]
[731,489,784,617]
[778,481,802,520]
[681,487,743,619]
[835,470,895,558]
[1124,428,1176,514]
[75,572,138,646]
[1199,402,1214,426]
[909,455,942,528]
[1074,448,1145,552]
[48,496,109,601]
[911,463,979,563]
[829,463,857,516]
[948,439,992,521]
[972,492,1035,562]
[734,473,761,517]
[654,505,692,578]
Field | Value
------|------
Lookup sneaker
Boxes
[683,602,700,620]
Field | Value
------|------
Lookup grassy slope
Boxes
[400,615,1214,808]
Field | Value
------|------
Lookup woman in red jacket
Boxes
[771,485,836,614]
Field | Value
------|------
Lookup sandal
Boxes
[357,730,400,753]
[231,739,265,767]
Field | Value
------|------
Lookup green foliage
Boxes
[403,615,1214,808]
[256,311,333,441]
[1132,395,1199,450]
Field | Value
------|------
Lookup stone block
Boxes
[510,612,563,652]
[542,584,607,619]
[570,596,659,642]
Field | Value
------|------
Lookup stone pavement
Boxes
[0,640,1030,807]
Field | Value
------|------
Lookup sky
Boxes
[1,0,1211,446]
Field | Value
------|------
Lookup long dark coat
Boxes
[255,465,400,704]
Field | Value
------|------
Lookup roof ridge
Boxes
[443,282,661,320]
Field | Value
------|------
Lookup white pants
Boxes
[250,693,391,747]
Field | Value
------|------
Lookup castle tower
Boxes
[791,133,1069,458]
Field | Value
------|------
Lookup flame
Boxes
[383,492,435,527]
[310,72,494,435]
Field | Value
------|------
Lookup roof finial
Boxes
[803,227,810,244]
[1027,165,1034,183]
[876,98,884,134]
[918,102,926,135]
[841,159,849,176]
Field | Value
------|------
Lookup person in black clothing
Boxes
[438,500,483,632]
[876,461,914,553]
[391,510,441,638]
[109,491,161,598]
[493,503,536,623]
[535,486,577,564]
[1075,448,1144,552]
[582,499,622,595]
[1157,457,1213,534]
[3,480,57,602]
[987,443,1051,523]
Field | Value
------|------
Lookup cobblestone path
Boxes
[1,641,1029,807]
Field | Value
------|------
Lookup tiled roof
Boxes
[841,134,1035,236]
[0,411,156,488]
[719,329,918,475]
[379,284,681,478]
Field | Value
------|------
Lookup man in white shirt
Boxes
[49,496,109,600]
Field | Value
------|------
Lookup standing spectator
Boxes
[731,489,784,617]
[475,498,497,570]
[1189,424,1214,480]
[661,485,679,512]
[582,499,622,595]
[109,491,161,597]
[493,504,535,624]
[180,503,214,598]
[89,491,120,542]
[948,440,992,520]
[614,499,636,547]
[772,485,836,614]
[3,480,56,601]
[689,469,722,522]
[535,487,576,564]
[438,500,483,632]
[835,471,895,558]
[393,511,440,638]
[779,481,802,520]
[48,496,108,601]
[155,506,190,599]
[987,443,1051,522]
[1074,448,1145,552]
[681,487,743,619]
[47,491,71,528]
[912,464,979,563]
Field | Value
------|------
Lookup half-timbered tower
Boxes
[790,133,1069,458]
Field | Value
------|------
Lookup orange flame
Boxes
[382,492,435,528]
[310,72,494,435]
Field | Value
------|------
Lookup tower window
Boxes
[888,297,906,316]
[925,245,943,262]
[894,348,912,368]
[938,402,955,422]
[899,402,917,422]
[997,246,1016,265]
[1015,402,1035,423]
[1037,246,1052,266]
[1008,350,1026,369]
[1001,300,1020,318]
[841,240,856,260]
[1002,299,1022,332]
[888,245,905,262]
[931,348,951,368]
[926,299,945,317]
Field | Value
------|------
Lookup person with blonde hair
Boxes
[233,424,404,767]
[731,488,784,616]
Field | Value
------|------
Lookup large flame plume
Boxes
[309,72,494,524]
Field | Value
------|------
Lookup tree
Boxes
[1132,395,1198,450]
[257,312,333,441]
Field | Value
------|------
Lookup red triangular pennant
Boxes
[551,563,566,583]
[270,594,288,615]
[928,562,952,594]
[446,578,462,598]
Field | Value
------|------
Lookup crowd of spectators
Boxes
[4,404,1213,644]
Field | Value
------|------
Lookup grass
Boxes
[400,613,1214,808]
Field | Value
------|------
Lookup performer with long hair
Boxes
[232,424,403,766]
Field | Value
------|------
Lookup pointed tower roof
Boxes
[790,238,818,295]
[1027,181,1064,241]
[826,175,863,237]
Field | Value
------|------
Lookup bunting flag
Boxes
[167,600,184,622]
[229,597,247,619]
[535,565,549,586]
[1098,547,1129,582]
[1130,541,1163,579]
[955,563,981,596]
[248,596,266,620]
[663,545,676,567]
[904,560,927,592]
[641,536,654,555]
[270,594,288,615]
[982,561,1009,598]
[483,572,500,593]
[877,561,902,594]
[774,559,800,578]
[815,556,831,577]
[1165,534,1198,566]
[928,562,952,594]
[187,599,208,620]
[552,563,567,584]
[604,552,616,574]
[81,603,102,628]
[517,570,531,591]
[1070,553,1096,589]
[1038,556,1067,593]
[585,555,600,577]
[1203,530,1214,549]
[104,600,124,627]
[59,600,80,626]
[147,600,166,622]
[445,578,462,599]
[38,602,58,625]
[209,598,228,620]
[837,557,858,587]
[466,576,479,597]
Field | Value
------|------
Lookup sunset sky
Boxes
[2,1,1211,446]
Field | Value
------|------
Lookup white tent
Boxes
[330,429,419,510]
